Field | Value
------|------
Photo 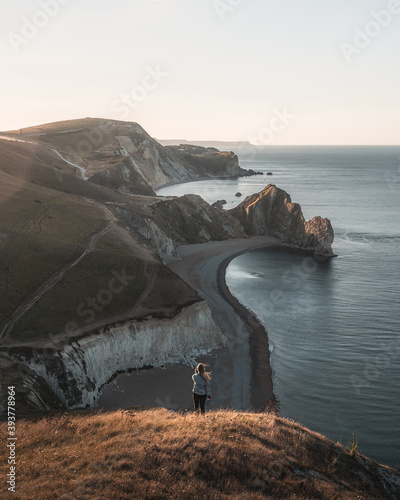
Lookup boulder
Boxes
[212,199,227,210]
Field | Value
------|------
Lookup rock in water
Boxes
[212,199,227,210]
[303,216,335,257]
[230,184,335,257]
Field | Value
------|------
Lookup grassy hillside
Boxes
[0,408,398,499]
[0,133,201,344]
[1,117,106,136]
[0,131,203,412]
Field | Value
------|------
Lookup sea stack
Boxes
[230,184,335,257]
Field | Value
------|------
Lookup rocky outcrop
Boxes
[115,186,335,259]
[231,185,335,257]
[212,199,227,210]
[6,302,225,410]
[303,216,335,257]
[150,194,246,246]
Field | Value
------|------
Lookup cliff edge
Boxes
[2,409,399,499]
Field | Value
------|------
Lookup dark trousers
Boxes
[193,393,206,413]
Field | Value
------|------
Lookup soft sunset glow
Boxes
[2,0,400,143]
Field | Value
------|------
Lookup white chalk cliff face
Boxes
[231,184,335,257]
[8,302,225,409]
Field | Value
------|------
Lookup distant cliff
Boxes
[231,184,335,257]
[3,118,258,196]
[165,144,260,181]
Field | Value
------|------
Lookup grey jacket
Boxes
[192,373,207,395]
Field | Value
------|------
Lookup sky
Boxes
[1,0,399,144]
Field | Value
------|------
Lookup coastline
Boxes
[154,171,264,191]
[95,236,279,412]
[167,236,279,410]
[216,249,276,411]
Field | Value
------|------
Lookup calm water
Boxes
[158,146,400,467]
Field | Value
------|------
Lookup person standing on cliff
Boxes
[192,363,211,414]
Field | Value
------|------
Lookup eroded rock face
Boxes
[6,302,225,409]
[151,194,247,246]
[212,199,227,210]
[303,216,335,257]
[230,185,335,256]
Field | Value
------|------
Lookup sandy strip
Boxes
[168,237,279,411]
[96,236,280,412]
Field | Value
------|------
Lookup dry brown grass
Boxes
[1,408,398,499]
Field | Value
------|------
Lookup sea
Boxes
[157,145,400,469]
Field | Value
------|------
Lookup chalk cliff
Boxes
[231,184,335,257]
[165,144,260,180]
[7,302,225,410]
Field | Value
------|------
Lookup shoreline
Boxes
[96,237,279,412]
[154,171,264,191]
[167,236,280,410]
[216,248,276,411]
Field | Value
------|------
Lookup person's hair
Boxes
[195,363,212,381]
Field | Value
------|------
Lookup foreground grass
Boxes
[1,409,399,499]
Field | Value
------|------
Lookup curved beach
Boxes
[167,236,279,410]
[96,236,279,411]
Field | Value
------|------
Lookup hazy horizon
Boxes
[2,1,400,145]
[2,116,400,147]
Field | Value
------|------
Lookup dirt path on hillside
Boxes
[0,205,116,342]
